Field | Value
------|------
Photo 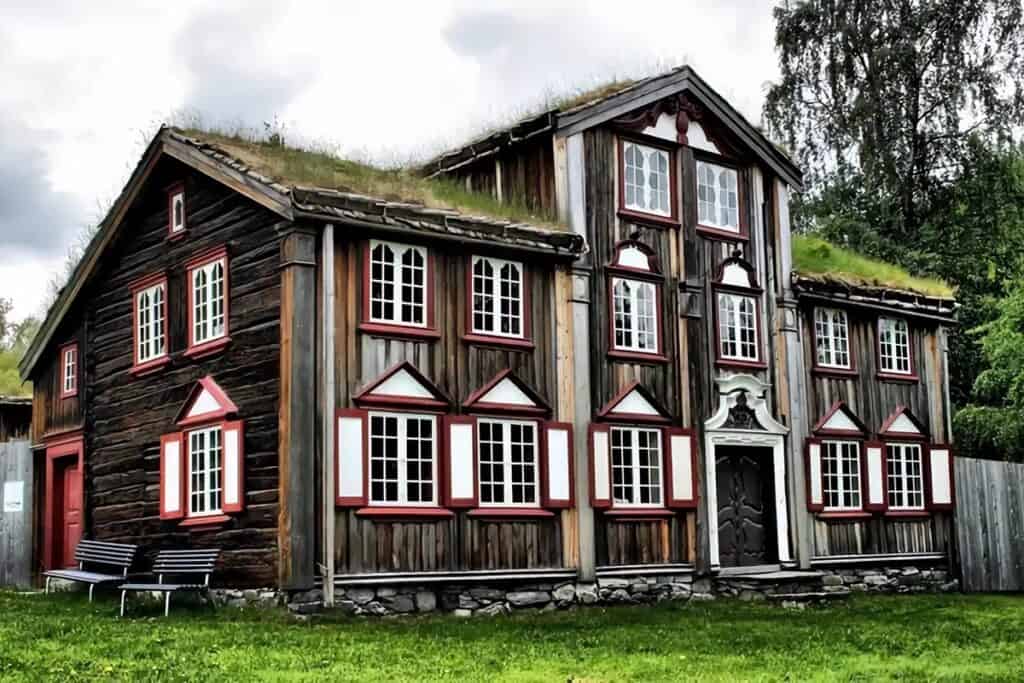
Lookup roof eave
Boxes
[792,273,957,323]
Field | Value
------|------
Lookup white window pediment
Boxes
[187,388,222,418]
[720,262,750,287]
[354,362,449,409]
[820,409,859,433]
[617,245,652,271]
[475,378,536,407]
[176,376,239,427]
[887,413,922,435]
[371,368,436,400]
[597,382,669,422]
[612,390,660,416]
[464,370,550,416]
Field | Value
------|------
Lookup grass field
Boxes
[0,591,1022,681]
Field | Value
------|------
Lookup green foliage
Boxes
[2,591,1024,681]
[176,126,563,229]
[0,299,39,396]
[792,235,952,297]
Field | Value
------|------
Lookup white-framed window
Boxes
[471,256,524,338]
[61,345,77,396]
[190,257,226,346]
[887,442,924,510]
[815,308,851,369]
[612,277,658,354]
[368,412,436,506]
[696,160,740,232]
[822,440,861,510]
[188,425,223,516]
[170,189,186,234]
[610,426,662,507]
[136,282,166,364]
[717,292,759,362]
[478,419,538,506]
[622,140,671,217]
[879,317,912,374]
[369,241,427,327]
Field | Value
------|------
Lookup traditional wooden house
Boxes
[19,65,958,608]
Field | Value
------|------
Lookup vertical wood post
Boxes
[278,226,318,590]
[320,224,336,605]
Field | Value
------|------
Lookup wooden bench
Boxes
[44,540,139,602]
[118,549,220,617]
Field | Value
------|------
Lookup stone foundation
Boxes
[817,567,958,593]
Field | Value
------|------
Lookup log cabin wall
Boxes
[331,235,571,574]
[797,300,954,558]
[30,317,85,443]
[81,159,287,585]
[445,136,558,218]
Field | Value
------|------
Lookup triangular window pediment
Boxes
[813,401,868,436]
[879,406,927,438]
[176,376,238,427]
[464,370,550,416]
[353,362,449,409]
[597,382,671,423]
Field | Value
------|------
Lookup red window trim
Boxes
[925,443,956,512]
[877,406,929,442]
[595,381,673,425]
[166,181,187,240]
[610,239,663,276]
[606,273,665,362]
[712,285,767,369]
[355,506,454,519]
[603,422,671,511]
[540,421,575,509]
[810,306,857,377]
[881,439,928,513]
[616,135,680,227]
[601,508,676,519]
[442,414,478,508]
[58,341,78,399]
[180,420,234,522]
[463,254,533,349]
[175,375,239,429]
[178,514,231,528]
[352,361,451,412]
[817,437,868,515]
[875,316,918,383]
[360,239,438,340]
[473,415,546,511]
[693,152,749,242]
[463,368,552,418]
[185,245,231,357]
[811,400,870,439]
[335,408,369,507]
[362,409,444,509]
[129,272,169,376]
[663,426,700,509]
[467,507,555,519]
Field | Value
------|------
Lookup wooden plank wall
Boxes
[331,237,570,574]
[0,440,33,587]
[446,137,557,217]
[812,515,952,556]
[0,404,32,443]
[84,160,287,586]
[956,456,1024,592]
[30,319,85,442]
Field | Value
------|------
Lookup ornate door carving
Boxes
[715,446,775,567]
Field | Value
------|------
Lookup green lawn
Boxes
[0,591,1022,682]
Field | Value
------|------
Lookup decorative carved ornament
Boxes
[722,391,765,431]
[612,93,735,154]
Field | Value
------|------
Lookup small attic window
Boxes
[168,184,186,236]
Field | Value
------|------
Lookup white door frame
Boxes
[704,374,792,570]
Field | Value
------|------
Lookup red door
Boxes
[60,463,83,568]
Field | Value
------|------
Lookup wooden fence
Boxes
[0,440,33,587]
[956,456,1024,592]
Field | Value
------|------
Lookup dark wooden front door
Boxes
[716,446,775,567]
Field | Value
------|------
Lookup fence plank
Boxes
[0,440,33,588]
[955,456,1024,592]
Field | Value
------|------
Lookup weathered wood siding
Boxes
[955,456,1024,592]
[812,515,953,557]
[332,237,570,574]
[82,159,287,586]
[0,440,33,587]
[30,319,85,442]
[799,303,950,442]
[0,403,31,443]
[445,137,557,217]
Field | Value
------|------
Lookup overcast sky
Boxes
[0,0,780,321]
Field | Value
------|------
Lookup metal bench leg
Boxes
[120,590,127,618]
[164,593,171,618]
[45,577,50,595]
[88,585,95,602]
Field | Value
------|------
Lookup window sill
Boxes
[462,333,535,351]
[166,229,189,243]
[603,508,676,519]
[130,356,171,377]
[812,365,858,379]
[877,372,919,384]
[179,514,231,528]
[184,336,231,360]
[818,511,873,520]
[355,507,455,520]
[358,322,441,341]
[715,358,768,371]
[885,510,930,518]
[59,391,78,400]
[467,508,555,520]
[617,209,679,229]
[696,225,747,242]
[607,350,668,364]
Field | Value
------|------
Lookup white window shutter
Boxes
[589,424,611,508]
[336,409,367,507]
[222,420,245,513]
[864,441,887,512]
[927,445,955,510]
[665,428,698,508]
[805,438,824,511]
[444,416,478,508]
[160,432,185,520]
[541,422,574,508]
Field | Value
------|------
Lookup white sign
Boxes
[3,481,23,513]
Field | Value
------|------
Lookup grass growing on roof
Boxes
[175,126,564,229]
[793,234,953,298]
[2,591,1023,681]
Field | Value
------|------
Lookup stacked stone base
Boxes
[818,566,957,593]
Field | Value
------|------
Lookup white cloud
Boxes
[0,0,779,320]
